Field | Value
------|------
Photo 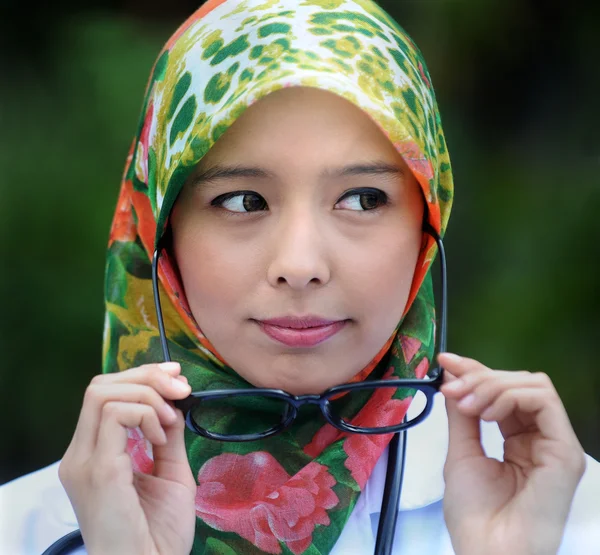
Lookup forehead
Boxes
[196,87,401,166]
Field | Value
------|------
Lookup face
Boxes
[170,87,425,395]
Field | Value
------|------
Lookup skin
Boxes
[439,354,586,555]
[170,87,425,395]
[59,88,586,555]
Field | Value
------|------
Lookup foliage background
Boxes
[1,0,599,484]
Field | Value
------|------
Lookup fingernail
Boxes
[440,353,462,364]
[458,394,476,408]
[159,362,180,372]
[172,378,191,393]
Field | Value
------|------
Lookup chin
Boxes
[239,363,333,396]
[282,382,330,396]
[265,369,355,396]
[230,346,364,395]
[247,375,323,396]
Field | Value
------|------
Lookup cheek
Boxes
[173,231,259,318]
[342,228,421,311]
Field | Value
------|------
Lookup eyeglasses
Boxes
[151,223,447,442]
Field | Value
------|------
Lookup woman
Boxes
[2,1,599,554]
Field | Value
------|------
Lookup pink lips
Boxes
[256,316,347,347]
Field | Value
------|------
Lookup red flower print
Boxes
[195,452,338,554]
[415,357,430,379]
[400,335,421,364]
[305,366,418,489]
[303,424,342,459]
[418,62,431,88]
[342,359,430,486]
[343,389,411,488]
[126,427,154,474]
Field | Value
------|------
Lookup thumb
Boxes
[440,364,485,465]
[152,408,195,488]
[438,353,485,465]
[445,394,485,464]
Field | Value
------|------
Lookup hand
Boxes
[59,363,196,555]
[438,353,586,555]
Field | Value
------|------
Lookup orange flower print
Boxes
[108,178,136,247]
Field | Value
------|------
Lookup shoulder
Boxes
[0,461,85,555]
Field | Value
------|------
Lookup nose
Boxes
[266,208,331,290]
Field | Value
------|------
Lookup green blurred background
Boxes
[1,0,599,484]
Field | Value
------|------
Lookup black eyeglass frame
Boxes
[151,222,447,442]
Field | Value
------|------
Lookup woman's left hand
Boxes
[438,353,586,555]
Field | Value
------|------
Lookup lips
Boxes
[255,316,348,348]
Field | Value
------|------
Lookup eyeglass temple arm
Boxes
[422,222,448,358]
[152,245,172,363]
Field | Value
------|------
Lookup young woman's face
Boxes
[171,87,424,395]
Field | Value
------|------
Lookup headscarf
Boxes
[103,0,454,553]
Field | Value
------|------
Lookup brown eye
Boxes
[213,192,268,213]
[335,188,388,211]
[242,194,267,212]
[359,191,381,210]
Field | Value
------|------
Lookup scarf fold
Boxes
[103,1,454,553]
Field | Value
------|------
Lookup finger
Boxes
[97,383,179,424]
[439,352,486,463]
[442,369,460,384]
[485,387,587,477]
[73,366,190,454]
[478,387,575,443]
[441,367,489,397]
[450,372,547,417]
[441,366,527,399]
[95,401,167,464]
[152,409,196,489]
[90,362,182,386]
[73,367,189,454]
[437,353,488,379]
[74,384,179,456]
[445,393,485,466]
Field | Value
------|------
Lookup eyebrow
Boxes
[188,161,405,187]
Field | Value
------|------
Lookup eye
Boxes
[335,188,388,211]
[212,191,268,213]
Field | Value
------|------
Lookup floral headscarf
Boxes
[103,0,454,553]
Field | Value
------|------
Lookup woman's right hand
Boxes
[58,362,196,555]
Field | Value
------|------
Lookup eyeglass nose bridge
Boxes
[293,394,322,407]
